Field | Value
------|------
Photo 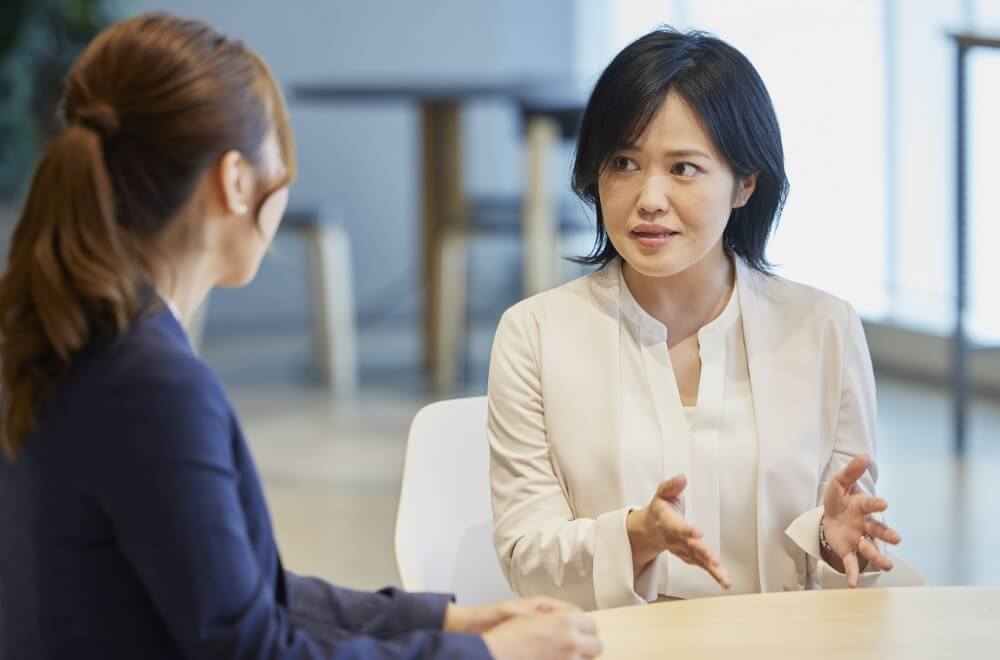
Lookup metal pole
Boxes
[952,42,969,456]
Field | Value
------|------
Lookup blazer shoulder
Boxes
[33,314,234,472]
[500,268,613,328]
[747,268,856,326]
[68,313,226,415]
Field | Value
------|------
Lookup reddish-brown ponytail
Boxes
[0,13,296,457]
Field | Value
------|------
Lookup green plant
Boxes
[0,0,126,201]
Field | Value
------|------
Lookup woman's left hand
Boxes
[821,453,902,587]
[443,597,581,635]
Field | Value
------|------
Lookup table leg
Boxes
[522,116,560,297]
[421,103,464,386]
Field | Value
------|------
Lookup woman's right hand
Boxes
[626,474,731,589]
[482,611,602,659]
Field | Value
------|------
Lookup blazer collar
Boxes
[136,290,194,355]
[589,256,746,344]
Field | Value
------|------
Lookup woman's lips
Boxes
[630,226,680,248]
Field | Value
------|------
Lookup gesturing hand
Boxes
[626,474,731,589]
[821,453,902,587]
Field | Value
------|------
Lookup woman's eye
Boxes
[613,157,636,171]
[672,162,698,177]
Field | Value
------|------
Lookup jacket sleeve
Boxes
[487,304,659,611]
[285,573,458,639]
[784,302,885,589]
[92,358,490,659]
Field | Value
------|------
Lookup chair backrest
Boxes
[395,396,516,606]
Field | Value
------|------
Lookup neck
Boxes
[622,245,734,343]
[153,258,214,328]
[150,201,220,329]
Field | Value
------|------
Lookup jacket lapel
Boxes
[736,260,810,592]
[544,264,628,515]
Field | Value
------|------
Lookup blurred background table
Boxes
[589,587,1000,659]
[290,79,585,389]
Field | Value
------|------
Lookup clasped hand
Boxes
[445,597,602,659]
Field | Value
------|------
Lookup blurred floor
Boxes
[207,326,1000,592]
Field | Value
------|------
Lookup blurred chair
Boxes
[189,207,358,394]
[434,96,591,390]
[395,396,515,606]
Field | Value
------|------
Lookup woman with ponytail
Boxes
[0,13,601,660]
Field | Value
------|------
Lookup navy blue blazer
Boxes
[0,304,489,659]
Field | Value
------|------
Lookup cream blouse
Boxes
[618,275,759,598]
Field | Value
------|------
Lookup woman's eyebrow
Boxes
[662,148,713,159]
[615,142,713,160]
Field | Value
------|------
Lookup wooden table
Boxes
[589,587,1000,659]
[290,79,566,387]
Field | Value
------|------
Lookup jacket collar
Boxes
[589,256,748,344]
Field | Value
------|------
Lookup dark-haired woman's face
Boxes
[598,92,755,281]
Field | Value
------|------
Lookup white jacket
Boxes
[487,257,883,611]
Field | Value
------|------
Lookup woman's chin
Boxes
[621,251,688,280]
[216,264,261,288]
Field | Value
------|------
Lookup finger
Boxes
[842,551,860,588]
[672,516,703,539]
[687,540,727,585]
[659,515,701,540]
[681,540,730,589]
[566,612,597,635]
[705,562,732,589]
[859,496,888,515]
[673,547,697,565]
[676,549,730,589]
[656,474,688,500]
[687,540,720,570]
[494,600,533,617]
[674,549,713,572]
[834,454,870,489]
[865,519,902,545]
[499,599,555,621]
[655,508,701,539]
[571,627,604,659]
[858,537,893,572]
[529,597,580,614]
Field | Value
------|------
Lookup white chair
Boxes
[395,396,516,606]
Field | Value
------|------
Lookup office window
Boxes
[582,0,1000,339]
[968,48,1000,343]
[686,1,888,317]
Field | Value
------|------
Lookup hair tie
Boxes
[74,102,120,140]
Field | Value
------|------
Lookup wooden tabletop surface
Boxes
[588,587,1000,659]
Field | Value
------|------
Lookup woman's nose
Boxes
[637,175,671,218]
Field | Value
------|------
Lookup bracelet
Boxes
[819,514,833,553]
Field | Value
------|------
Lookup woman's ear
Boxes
[216,150,254,216]
[733,171,759,208]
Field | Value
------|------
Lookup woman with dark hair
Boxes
[0,13,602,659]
[488,27,902,611]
